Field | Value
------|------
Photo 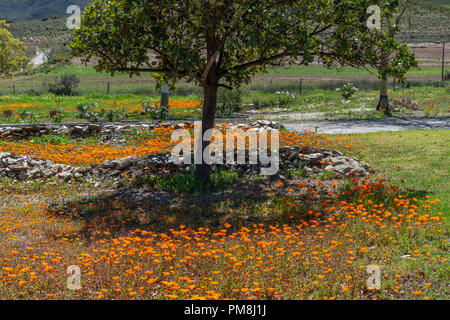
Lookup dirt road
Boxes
[283,117,450,134]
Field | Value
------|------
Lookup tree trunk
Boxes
[195,81,218,181]
[377,76,389,112]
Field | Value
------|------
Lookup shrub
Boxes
[76,100,99,122]
[141,101,169,120]
[336,83,359,100]
[98,108,124,122]
[49,109,65,123]
[48,73,80,96]
[274,91,296,107]
[217,88,242,116]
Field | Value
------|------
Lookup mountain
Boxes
[0,0,89,21]
[1,0,449,22]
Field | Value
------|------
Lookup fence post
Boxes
[107,82,110,94]
[442,42,446,82]
[161,84,169,109]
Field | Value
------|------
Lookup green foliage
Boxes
[71,0,405,90]
[274,91,296,108]
[48,73,80,96]
[29,134,71,145]
[361,0,419,82]
[141,101,169,120]
[141,170,241,193]
[98,108,124,122]
[76,99,125,122]
[336,84,359,100]
[76,100,99,121]
[49,108,65,123]
[0,20,30,78]
[217,88,242,116]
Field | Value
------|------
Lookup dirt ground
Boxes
[409,42,448,64]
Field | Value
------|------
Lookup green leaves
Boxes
[70,1,411,88]
[0,20,30,78]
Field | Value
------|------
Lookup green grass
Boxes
[1,61,447,97]
[0,93,202,123]
[0,85,447,124]
[261,65,447,78]
[349,130,450,217]
[246,86,449,120]
[137,170,241,193]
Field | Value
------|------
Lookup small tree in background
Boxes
[0,20,30,78]
[48,73,80,96]
[71,0,407,180]
[371,0,418,113]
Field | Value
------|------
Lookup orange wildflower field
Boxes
[0,127,447,300]
[0,99,203,122]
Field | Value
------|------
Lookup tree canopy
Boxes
[71,0,408,179]
[362,0,418,111]
[72,0,408,85]
[0,20,30,78]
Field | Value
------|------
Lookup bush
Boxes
[77,100,126,122]
[217,88,242,116]
[274,91,296,107]
[76,100,99,122]
[336,83,359,100]
[48,74,80,96]
[141,101,169,120]
[98,108,124,122]
[49,109,65,123]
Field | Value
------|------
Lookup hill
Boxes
[2,0,450,44]
[0,0,89,21]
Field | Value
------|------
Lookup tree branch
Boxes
[220,50,290,76]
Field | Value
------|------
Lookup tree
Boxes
[71,0,405,180]
[0,20,30,78]
[371,0,418,113]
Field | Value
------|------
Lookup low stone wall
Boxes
[0,120,283,139]
[0,145,370,185]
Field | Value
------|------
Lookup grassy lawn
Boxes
[261,65,447,78]
[350,130,449,216]
[246,86,449,120]
[0,85,447,124]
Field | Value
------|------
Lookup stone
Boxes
[303,153,323,164]
[58,171,73,179]
[75,166,91,174]
[9,164,28,172]
[88,124,102,132]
